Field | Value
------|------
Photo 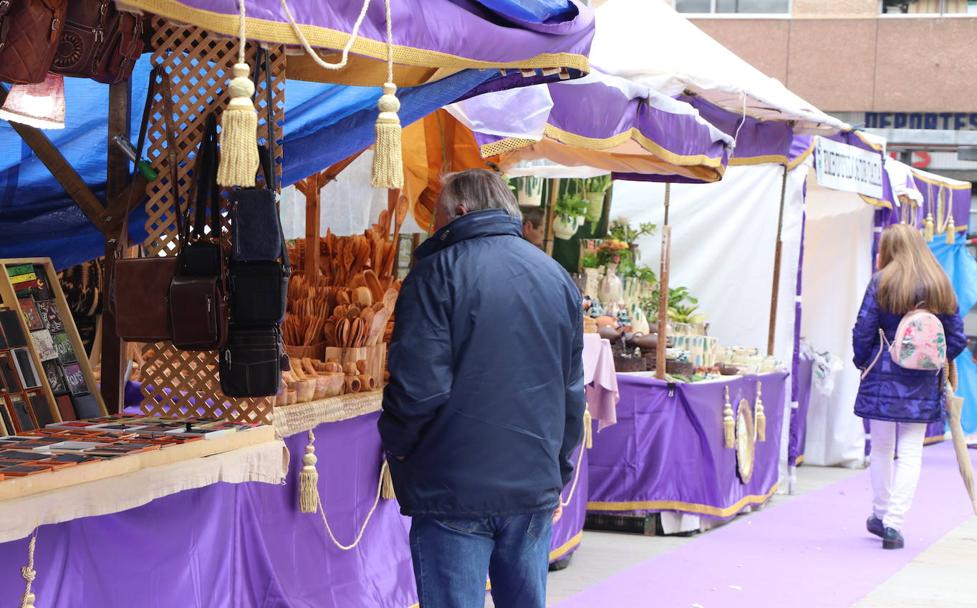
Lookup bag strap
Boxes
[860,328,890,381]
[158,71,187,245]
[254,47,291,275]
[186,114,221,243]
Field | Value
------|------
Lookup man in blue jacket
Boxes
[380,169,585,608]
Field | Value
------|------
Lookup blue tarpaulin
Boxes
[0,58,497,269]
[930,240,977,434]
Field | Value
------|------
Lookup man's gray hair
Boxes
[440,169,522,221]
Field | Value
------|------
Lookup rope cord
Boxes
[317,459,387,551]
[237,0,246,63]
[280,0,373,71]
[730,93,748,153]
[383,0,393,83]
[20,529,37,608]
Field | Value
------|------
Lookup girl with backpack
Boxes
[853,223,967,549]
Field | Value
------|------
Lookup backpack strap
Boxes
[860,328,890,381]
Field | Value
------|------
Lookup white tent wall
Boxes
[800,177,875,467]
[611,163,807,488]
[280,151,424,239]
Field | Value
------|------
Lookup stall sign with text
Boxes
[814,137,884,198]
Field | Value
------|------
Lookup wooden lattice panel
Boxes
[138,17,285,423]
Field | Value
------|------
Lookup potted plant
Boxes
[552,193,589,239]
[583,175,612,224]
[512,176,544,207]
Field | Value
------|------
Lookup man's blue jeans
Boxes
[409,510,553,608]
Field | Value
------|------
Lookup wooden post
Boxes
[656,184,671,380]
[544,178,561,256]
[301,175,322,276]
[767,165,789,357]
[100,82,132,414]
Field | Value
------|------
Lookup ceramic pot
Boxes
[598,263,624,306]
[553,215,581,240]
[516,176,544,207]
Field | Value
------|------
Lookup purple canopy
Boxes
[454,71,731,182]
[120,0,594,85]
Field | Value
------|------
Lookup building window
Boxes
[675,0,791,13]
[881,0,977,14]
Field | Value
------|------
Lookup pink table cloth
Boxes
[583,333,619,429]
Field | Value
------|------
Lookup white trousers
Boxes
[870,420,927,531]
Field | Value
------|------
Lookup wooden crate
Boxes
[0,257,107,432]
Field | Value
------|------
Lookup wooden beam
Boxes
[656,184,671,380]
[0,86,108,233]
[100,82,132,415]
[544,179,561,256]
[303,178,321,276]
[767,165,789,357]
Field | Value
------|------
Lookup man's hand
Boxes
[553,504,564,524]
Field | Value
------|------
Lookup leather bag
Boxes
[219,326,284,398]
[0,0,68,84]
[52,0,144,84]
[169,113,229,351]
[113,69,179,343]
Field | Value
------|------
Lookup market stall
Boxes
[587,372,787,521]
[0,2,599,606]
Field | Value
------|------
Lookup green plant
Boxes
[609,218,656,248]
[554,195,589,223]
[642,285,700,323]
[583,175,612,194]
[580,251,600,269]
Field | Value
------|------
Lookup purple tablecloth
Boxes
[549,444,588,563]
[587,372,787,519]
[0,412,418,608]
[790,355,814,466]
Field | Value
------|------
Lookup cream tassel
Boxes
[299,430,319,513]
[371,0,403,189]
[217,1,259,187]
[755,381,766,443]
[924,212,935,242]
[723,386,735,449]
[380,459,397,500]
[20,531,37,608]
[583,408,593,449]
[947,214,956,244]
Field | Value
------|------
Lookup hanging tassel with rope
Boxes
[218,0,260,187]
[20,530,37,608]
[298,430,319,513]
[723,386,735,449]
[380,458,397,500]
[755,380,766,442]
[279,0,402,188]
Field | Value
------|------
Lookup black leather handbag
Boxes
[169,113,228,351]
[219,326,284,397]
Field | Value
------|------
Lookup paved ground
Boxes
[486,460,977,607]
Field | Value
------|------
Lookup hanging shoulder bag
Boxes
[51,0,144,84]
[0,0,67,84]
[169,113,229,351]
[113,68,179,343]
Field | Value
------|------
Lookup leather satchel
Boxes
[52,0,144,84]
[113,69,178,343]
[219,326,284,397]
[0,0,68,84]
[169,113,229,351]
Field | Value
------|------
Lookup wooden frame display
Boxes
[134,18,285,424]
[0,258,107,432]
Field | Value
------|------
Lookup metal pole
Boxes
[656,183,671,380]
[767,164,789,357]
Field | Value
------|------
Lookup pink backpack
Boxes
[862,310,946,378]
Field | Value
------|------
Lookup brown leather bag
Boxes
[112,69,180,343]
[52,0,144,84]
[0,0,68,84]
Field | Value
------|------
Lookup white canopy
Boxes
[590,0,849,135]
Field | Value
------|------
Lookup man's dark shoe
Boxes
[866,515,884,538]
[883,527,904,550]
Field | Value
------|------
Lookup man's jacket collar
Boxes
[415,209,523,261]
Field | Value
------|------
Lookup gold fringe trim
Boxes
[479,137,537,158]
[273,391,383,439]
[542,124,725,169]
[117,0,590,73]
[587,483,780,519]
[548,530,583,562]
[729,154,790,167]
[786,141,815,171]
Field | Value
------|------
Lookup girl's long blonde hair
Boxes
[877,223,957,315]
